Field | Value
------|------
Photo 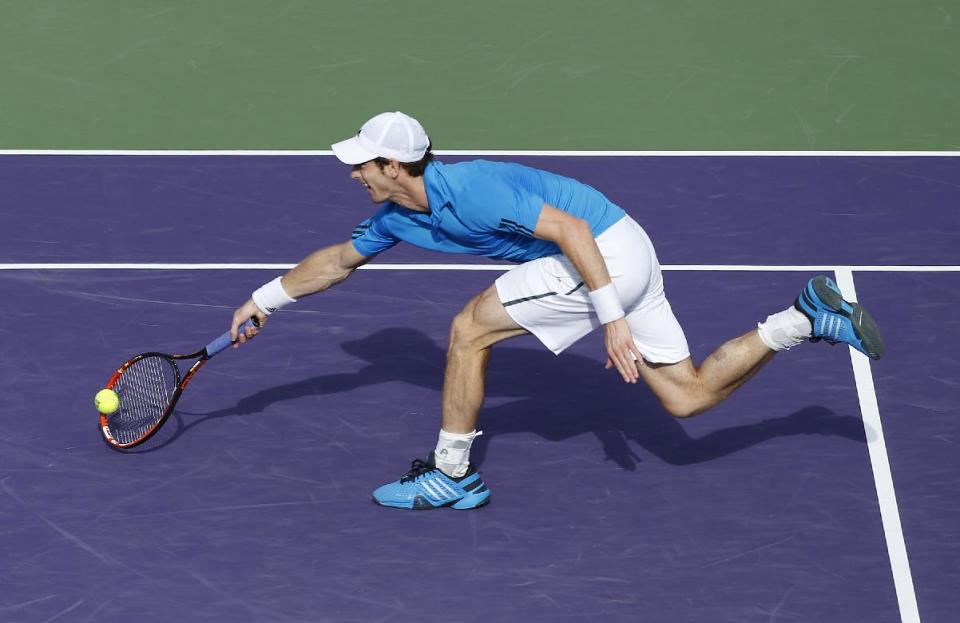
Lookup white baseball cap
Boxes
[331,111,430,165]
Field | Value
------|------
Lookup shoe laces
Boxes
[400,458,436,483]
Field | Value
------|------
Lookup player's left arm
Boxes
[532,204,642,383]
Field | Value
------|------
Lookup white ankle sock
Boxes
[434,429,482,478]
[757,306,813,351]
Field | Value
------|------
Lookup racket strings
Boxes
[109,356,179,445]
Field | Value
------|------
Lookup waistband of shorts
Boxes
[595,215,632,242]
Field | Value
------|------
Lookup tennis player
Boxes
[229,111,884,510]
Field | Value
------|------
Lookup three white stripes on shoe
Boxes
[421,478,457,501]
[818,314,843,341]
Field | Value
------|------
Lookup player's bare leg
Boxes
[637,329,776,418]
[426,284,528,477]
[637,274,885,417]
[370,284,526,509]
[443,284,528,432]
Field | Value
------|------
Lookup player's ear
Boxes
[388,159,402,178]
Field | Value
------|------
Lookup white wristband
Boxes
[251,276,296,315]
[588,282,625,325]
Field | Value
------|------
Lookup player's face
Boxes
[350,160,394,203]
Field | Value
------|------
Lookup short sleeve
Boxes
[458,176,545,237]
[351,206,400,257]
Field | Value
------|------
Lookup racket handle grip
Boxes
[206,319,258,357]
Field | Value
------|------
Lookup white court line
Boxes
[834,268,920,623]
[0,150,958,157]
[1,263,959,272]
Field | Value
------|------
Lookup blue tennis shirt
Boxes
[351,160,626,263]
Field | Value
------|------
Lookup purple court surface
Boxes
[1,155,957,622]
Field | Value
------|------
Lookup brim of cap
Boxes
[331,136,378,165]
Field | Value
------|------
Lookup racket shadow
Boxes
[131,327,867,467]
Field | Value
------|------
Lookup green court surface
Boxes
[0,0,957,150]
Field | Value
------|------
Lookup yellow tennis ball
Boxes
[95,389,120,415]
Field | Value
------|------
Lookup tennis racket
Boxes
[99,318,258,450]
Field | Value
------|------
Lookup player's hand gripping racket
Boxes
[99,319,259,450]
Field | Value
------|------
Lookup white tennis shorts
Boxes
[495,216,690,363]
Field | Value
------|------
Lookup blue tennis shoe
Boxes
[373,454,491,510]
[794,275,885,360]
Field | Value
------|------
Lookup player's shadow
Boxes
[151,327,866,467]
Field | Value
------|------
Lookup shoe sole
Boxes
[811,276,885,360]
[373,490,491,510]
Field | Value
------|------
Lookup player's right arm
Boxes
[230,241,373,343]
[231,207,399,344]
[280,240,371,298]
